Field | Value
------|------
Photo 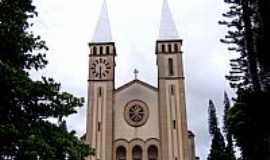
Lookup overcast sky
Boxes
[31,0,234,159]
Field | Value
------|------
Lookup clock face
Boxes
[90,58,111,79]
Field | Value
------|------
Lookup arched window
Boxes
[161,44,165,53]
[106,46,110,54]
[148,145,158,160]
[93,46,97,55]
[99,46,103,55]
[168,44,172,52]
[116,146,126,160]
[168,58,174,76]
[132,146,142,160]
[174,43,178,52]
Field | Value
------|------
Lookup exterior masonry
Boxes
[85,39,196,160]
[85,0,196,159]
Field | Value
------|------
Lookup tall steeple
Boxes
[159,0,179,39]
[92,0,112,42]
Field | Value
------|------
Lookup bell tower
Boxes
[157,0,190,160]
[86,0,115,160]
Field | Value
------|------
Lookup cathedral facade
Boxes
[85,0,196,160]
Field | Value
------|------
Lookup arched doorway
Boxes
[116,146,126,160]
[132,145,143,160]
[148,145,158,160]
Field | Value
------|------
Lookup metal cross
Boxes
[134,69,139,79]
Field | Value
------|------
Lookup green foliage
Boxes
[223,92,236,160]
[220,0,270,159]
[219,0,263,91]
[227,89,270,160]
[208,100,218,136]
[0,0,92,159]
[207,100,227,160]
[207,129,227,160]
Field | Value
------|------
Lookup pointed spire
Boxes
[92,0,112,42]
[159,0,179,39]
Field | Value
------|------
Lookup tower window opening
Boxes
[161,44,165,53]
[168,58,174,76]
[99,46,103,55]
[174,43,178,52]
[93,46,97,55]
[106,46,110,55]
[168,44,172,52]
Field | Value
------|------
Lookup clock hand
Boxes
[99,65,102,78]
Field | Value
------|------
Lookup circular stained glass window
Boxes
[124,100,149,127]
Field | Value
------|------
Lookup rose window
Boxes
[124,100,149,127]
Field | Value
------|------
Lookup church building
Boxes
[85,0,197,159]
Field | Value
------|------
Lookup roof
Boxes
[115,79,157,93]
[159,0,179,39]
[92,0,112,42]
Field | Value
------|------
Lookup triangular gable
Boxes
[115,79,157,93]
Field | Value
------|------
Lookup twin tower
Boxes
[85,0,196,160]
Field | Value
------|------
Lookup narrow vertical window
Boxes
[168,58,174,76]
[99,46,103,55]
[174,43,178,52]
[98,87,102,97]
[173,120,176,129]
[170,85,175,95]
[93,46,97,55]
[106,46,110,55]
[161,44,165,52]
[98,122,101,131]
[168,44,172,52]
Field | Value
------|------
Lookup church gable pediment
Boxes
[115,79,157,94]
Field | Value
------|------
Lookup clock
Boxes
[90,58,111,79]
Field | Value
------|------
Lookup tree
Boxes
[219,0,270,159]
[219,0,261,91]
[254,0,270,90]
[207,100,227,160]
[227,89,270,160]
[223,92,236,160]
[0,0,92,159]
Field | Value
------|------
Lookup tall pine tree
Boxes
[223,92,236,160]
[219,0,270,159]
[207,100,227,160]
[0,0,92,159]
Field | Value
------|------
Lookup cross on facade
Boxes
[134,69,139,79]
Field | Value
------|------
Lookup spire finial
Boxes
[159,0,179,39]
[92,0,112,42]
[133,69,139,79]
